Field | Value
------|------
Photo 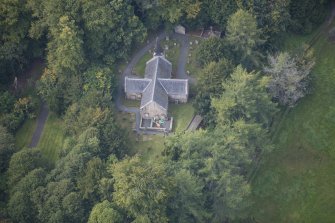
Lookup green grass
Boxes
[133,52,152,77]
[169,102,195,132]
[250,23,335,222]
[132,37,182,78]
[15,111,65,164]
[37,113,65,163]
[114,111,165,162]
[186,36,203,77]
[15,118,37,149]
[121,97,140,107]
[162,39,180,75]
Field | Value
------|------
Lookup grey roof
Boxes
[145,56,171,79]
[125,77,151,93]
[125,55,188,112]
[141,56,170,110]
[159,79,188,95]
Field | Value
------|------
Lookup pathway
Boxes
[29,102,49,148]
[116,31,194,134]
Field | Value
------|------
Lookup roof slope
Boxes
[159,79,188,95]
[125,77,151,93]
[125,55,188,112]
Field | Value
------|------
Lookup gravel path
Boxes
[29,102,49,148]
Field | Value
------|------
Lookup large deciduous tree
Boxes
[212,65,277,127]
[81,0,146,64]
[225,9,264,68]
[0,125,15,172]
[195,37,227,66]
[264,50,315,107]
[88,200,123,223]
[194,59,234,127]
[111,156,173,222]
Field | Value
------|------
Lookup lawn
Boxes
[186,35,203,77]
[169,102,195,132]
[121,97,140,108]
[37,113,65,163]
[114,101,194,161]
[133,52,152,77]
[132,36,181,78]
[162,37,180,75]
[15,118,37,149]
[250,23,335,222]
[15,112,66,164]
[114,111,165,162]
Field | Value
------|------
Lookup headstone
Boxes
[187,70,190,74]
[195,40,199,45]
[190,41,193,45]
[166,36,169,41]
[165,45,169,50]
[13,77,17,90]
[174,42,177,46]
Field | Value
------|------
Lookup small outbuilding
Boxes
[174,25,186,35]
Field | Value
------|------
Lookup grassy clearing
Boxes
[169,102,195,132]
[162,38,180,75]
[186,36,203,77]
[15,112,65,163]
[114,110,165,162]
[133,52,152,77]
[121,97,140,108]
[37,113,65,163]
[251,24,335,222]
[15,118,37,149]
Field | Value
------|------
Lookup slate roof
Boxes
[125,77,151,93]
[125,54,188,112]
[159,79,188,95]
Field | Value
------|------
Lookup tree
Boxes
[81,0,146,64]
[158,0,201,23]
[88,200,123,223]
[78,157,106,202]
[194,59,234,127]
[7,149,46,186]
[212,65,277,127]
[235,0,291,42]
[8,168,46,223]
[164,129,258,222]
[225,9,264,68]
[205,0,237,29]
[212,170,251,222]
[168,169,208,223]
[32,179,85,223]
[47,16,84,75]
[195,37,227,66]
[197,59,234,97]
[37,15,84,114]
[264,50,315,107]
[0,0,36,85]
[0,125,15,172]
[83,65,116,96]
[111,156,173,222]
[289,0,328,34]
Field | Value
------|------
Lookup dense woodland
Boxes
[0,0,328,222]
